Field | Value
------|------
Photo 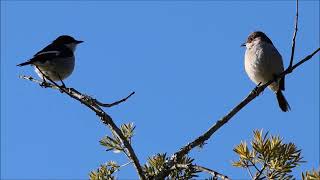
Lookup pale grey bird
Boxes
[242,31,290,112]
[17,35,83,86]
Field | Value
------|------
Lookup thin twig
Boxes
[246,165,254,179]
[248,159,260,173]
[120,161,133,168]
[254,163,267,180]
[154,0,318,177]
[20,69,146,180]
[194,165,230,180]
[174,164,230,180]
[291,48,320,71]
[244,160,257,179]
[114,161,133,173]
[289,0,299,69]
[95,91,135,107]
[156,47,319,179]
[19,75,58,89]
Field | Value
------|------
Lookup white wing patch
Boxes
[37,50,60,56]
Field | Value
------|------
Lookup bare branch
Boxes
[155,47,319,179]
[20,69,146,180]
[246,166,254,179]
[291,48,320,71]
[174,164,230,180]
[289,0,299,69]
[153,0,317,177]
[194,165,230,180]
[254,163,267,180]
[19,75,58,89]
[113,161,133,173]
[248,159,260,173]
[244,160,259,179]
[94,91,135,108]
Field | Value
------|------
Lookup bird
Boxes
[242,31,290,112]
[17,35,83,86]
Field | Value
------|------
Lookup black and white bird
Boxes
[242,31,290,112]
[17,35,83,86]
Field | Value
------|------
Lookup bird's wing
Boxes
[28,45,72,64]
[267,44,285,91]
[28,50,61,64]
[34,43,57,56]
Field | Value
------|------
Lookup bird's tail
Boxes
[17,61,31,67]
[276,91,291,112]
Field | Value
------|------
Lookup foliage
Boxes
[90,123,135,180]
[89,161,120,180]
[143,153,200,179]
[302,168,320,180]
[99,123,135,153]
[98,122,201,179]
[232,129,304,180]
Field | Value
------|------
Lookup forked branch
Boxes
[155,0,318,177]
[20,69,145,180]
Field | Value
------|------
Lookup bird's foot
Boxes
[58,84,67,93]
[273,74,279,82]
[40,81,50,88]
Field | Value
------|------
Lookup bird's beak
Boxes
[240,43,246,47]
[76,40,84,44]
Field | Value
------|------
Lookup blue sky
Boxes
[1,1,319,179]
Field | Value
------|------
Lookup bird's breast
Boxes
[34,57,75,81]
[244,42,284,92]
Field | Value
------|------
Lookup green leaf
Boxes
[302,168,320,180]
[233,129,304,180]
[89,162,120,180]
[100,136,123,152]
[120,123,135,142]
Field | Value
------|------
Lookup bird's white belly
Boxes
[244,48,279,92]
[34,57,75,81]
[245,55,271,83]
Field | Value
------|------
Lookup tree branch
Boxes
[113,161,133,174]
[254,163,267,180]
[156,46,319,179]
[94,91,135,108]
[245,165,254,179]
[289,0,299,69]
[248,159,260,173]
[174,164,230,180]
[20,70,146,180]
[155,0,318,176]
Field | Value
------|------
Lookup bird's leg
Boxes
[56,73,65,88]
[40,77,50,88]
[252,82,262,95]
[272,74,279,82]
[56,73,66,93]
[36,66,50,88]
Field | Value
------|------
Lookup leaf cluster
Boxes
[302,168,320,180]
[232,130,304,179]
[89,161,120,180]
[99,123,135,153]
[143,153,200,179]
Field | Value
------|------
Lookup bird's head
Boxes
[53,35,83,51]
[241,31,273,48]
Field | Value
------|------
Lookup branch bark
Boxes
[155,0,318,177]
[254,163,267,180]
[94,92,135,107]
[174,164,230,180]
[155,46,320,179]
[20,70,146,180]
[19,0,317,179]
[193,165,230,180]
[289,0,299,69]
